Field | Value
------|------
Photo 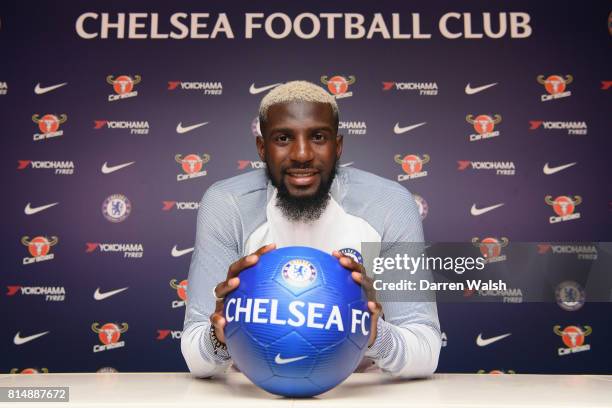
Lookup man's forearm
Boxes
[365,318,441,378]
[181,321,232,378]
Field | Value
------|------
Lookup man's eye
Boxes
[312,133,325,141]
[276,134,289,142]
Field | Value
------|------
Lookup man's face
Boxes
[257,101,342,200]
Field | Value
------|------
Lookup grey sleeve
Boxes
[181,184,241,378]
[364,186,442,378]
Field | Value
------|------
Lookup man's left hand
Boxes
[332,250,383,347]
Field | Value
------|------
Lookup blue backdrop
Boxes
[1,1,611,375]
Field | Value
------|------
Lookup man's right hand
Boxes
[210,243,276,344]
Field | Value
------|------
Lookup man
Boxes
[181,80,441,379]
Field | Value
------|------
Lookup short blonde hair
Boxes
[259,80,339,131]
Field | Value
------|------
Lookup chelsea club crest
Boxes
[555,280,585,311]
[102,194,132,223]
[339,248,363,264]
[282,259,317,287]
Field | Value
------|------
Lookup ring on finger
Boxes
[213,285,225,302]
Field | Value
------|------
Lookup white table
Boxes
[0,372,611,407]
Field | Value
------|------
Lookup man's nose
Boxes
[289,135,315,163]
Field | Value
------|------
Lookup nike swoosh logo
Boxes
[465,82,498,95]
[176,121,209,134]
[101,161,135,174]
[543,162,577,175]
[24,202,59,215]
[339,162,354,168]
[274,353,308,365]
[476,333,511,347]
[470,203,505,216]
[393,122,426,134]
[171,245,194,257]
[249,83,282,95]
[34,82,67,95]
[14,331,50,345]
[94,287,128,301]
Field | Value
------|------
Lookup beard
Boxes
[266,162,338,223]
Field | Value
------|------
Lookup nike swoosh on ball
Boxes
[274,353,308,364]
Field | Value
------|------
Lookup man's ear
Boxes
[335,133,344,159]
[256,136,265,161]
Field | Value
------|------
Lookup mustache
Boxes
[282,164,321,172]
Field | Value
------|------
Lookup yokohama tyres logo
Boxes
[17,160,74,175]
[382,81,438,95]
[6,285,66,301]
[93,120,149,134]
[167,81,222,95]
[156,330,182,340]
[457,161,515,176]
[537,243,596,260]
[85,242,143,258]
[162,201,199,211]
[529,121,587,135]
[339,121,367,135]
[237,160,265,170]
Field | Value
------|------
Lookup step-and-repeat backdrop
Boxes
[2,1,611,375]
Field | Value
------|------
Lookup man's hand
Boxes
[332,250,383,347]
[211,243,276,343]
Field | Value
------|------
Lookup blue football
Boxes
[224,246,370,397]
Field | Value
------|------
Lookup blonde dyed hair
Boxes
[258,81,339,131]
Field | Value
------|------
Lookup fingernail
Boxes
[247,255,257,262]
